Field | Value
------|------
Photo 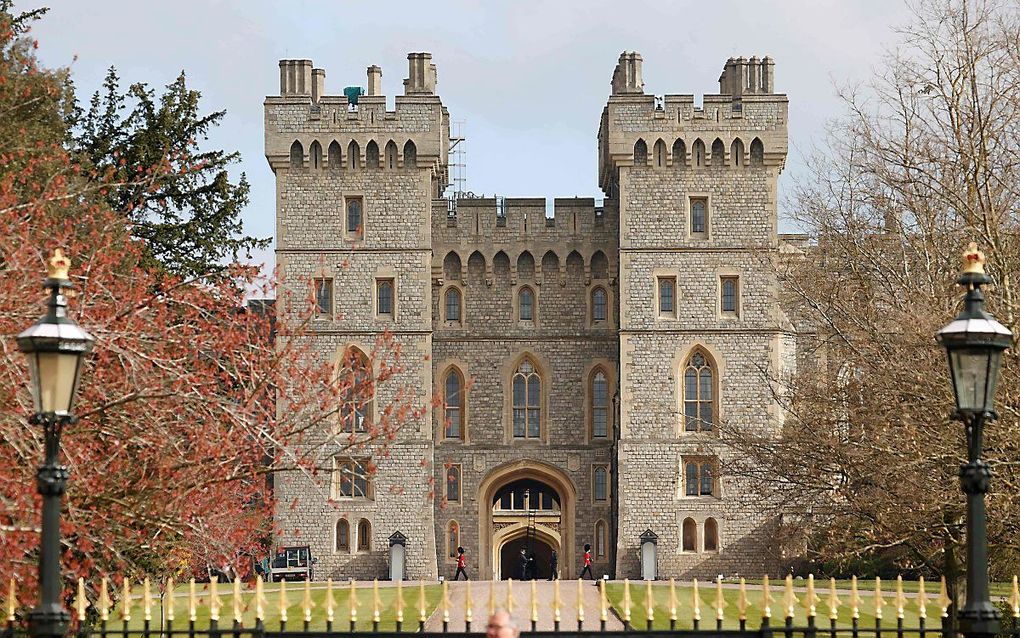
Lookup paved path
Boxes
[425,580,624,632]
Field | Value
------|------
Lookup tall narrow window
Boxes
[365,141,379,168]
[685,462,699,496]
[447,521,459,558]
[721,276,739,316]
[653,139,667,168]
[335,519,350,552]
[309,141,322,169]
[444,369,464,439]
[446,465,461,503]
[591,370,609,438]
[403,140,417,168]
[346,197,363,238]
[333,458,371,499]
[348,141,360,169]
[328,141,342,168]
[385,140,398,169]
[592,287,608,323]
[692,139,705,167]
[658,277,676,316]
[314,278,333,317]
[512,359,541,438]
[593,465,608,502]
[595,520,608,559]
[445,288,462,324]
[357,519,371,551]
[683,351,715,432]
[704,518,719,551]
[289,140,303,168]
[518,287,534,322]
[690,198,708,237]
[633,139,648,166]
[700,463,714,495]
[339,348,371,433]
[750,138,764,166]
[376,279,394,319]
[682,518,697,552]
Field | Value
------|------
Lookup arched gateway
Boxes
[478,460,576,579]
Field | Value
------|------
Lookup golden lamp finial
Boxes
[962,242,986,276]
[47,249,71,281]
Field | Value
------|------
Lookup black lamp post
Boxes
[17,250,95,638]
[936,243,1012,638]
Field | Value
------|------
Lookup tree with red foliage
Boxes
[0,11,424,606]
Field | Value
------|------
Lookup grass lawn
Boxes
[604,582,931,631]
[119,582,442,632]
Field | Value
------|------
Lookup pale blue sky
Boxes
[25,1,912,270]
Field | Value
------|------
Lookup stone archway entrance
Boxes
[478,460,576,580]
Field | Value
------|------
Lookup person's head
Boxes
[458,546,464,555]
[486,609,519,638]
[584,543,591,552]
[520,548,526,555]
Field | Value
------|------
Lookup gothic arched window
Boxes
[335,519,350,552]
[512,359,541,438]
[446,465,461,503]
[289,140,303,168]
[591,369,609,438]
[633,139,648,166]
[682,518,697,552]
[518,287,535,322]
[346,198,363,238]
[357,519,371,551]
[444,368,464,440]
[683,351,715,432]
[447,521,459,559]
[595,520,608,559]
[592,287,608,323]
[445,288,462,324]
[704,517,720,551]
[339,347,372,433]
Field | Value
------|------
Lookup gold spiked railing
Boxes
[2,575,1019,636]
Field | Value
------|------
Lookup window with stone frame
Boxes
[683,350,715,432]
[338,347,371,433]
[446,464,462,503]
[683,458,718,497]
[595,520,608,559]
[690,197,708,238]
[445,287,463,324]
[681,517,697,552]
[357,518,371,551]
[592,464,609,502]
[657,276,676,317]
[444,368,465,440]
[313,278,333,317]
[346,197,363,239]
[335,519,350,552]
[447,521,460,559]
[376,278,395,319]
[591,369,610,438]
[518,286,535,322]
[332,458,372,499]
[511,359,541,438]
[704,517,720,551]
[721,276,739,316]
[591,287,608,323]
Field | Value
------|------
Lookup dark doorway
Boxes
[499,536,554,580]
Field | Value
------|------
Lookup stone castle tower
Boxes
[265,51,794,580]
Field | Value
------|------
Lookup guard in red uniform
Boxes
[454,546,469,580]
[580,543,594,580]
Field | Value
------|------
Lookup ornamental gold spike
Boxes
[506,579,513,614]
[233,577,243,624]
[576,578,584,624]
[373,579,381,625]
[783,574,798,620]
[894,576,906,620]
[325,579,336,624]
[209,576,222,623]
[738,578,748,621]
[849,576,860,620]
[645,579,655,623]
[963,242,986,275]
[278,578,288,624]
[488,579,495,617]
[827,578,841,621]
[761,575,773,619]
[143,577,152,622]
[803,574,817,618]
[1009,576,1019,618]
[99,577,111,622]
[442,580,450,625]
[669,578,679,622]
[714,577,728,621]
[692,578,701,622]
[6,578,15,622]
[599,580,608,623]
[189,578,197,623]
[74,578,88,622]
[303,578,314,624]
[917,576,928,620]
[465,579,473,626]
[395,579,404,625]
[418,580,427,623]
[166,578,175,622]
[622,578,632,624]
[348,579,356,625]
[121,578,132,622]
[874,577,885,620]
[530,579,538,624]
[552,578,560,625]
[254,576,265,621]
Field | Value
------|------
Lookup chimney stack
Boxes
[312,68,326,102]
[279,59,313,96]
[404,52,435,95]
[367,65,383,96]
[611,52,644,95]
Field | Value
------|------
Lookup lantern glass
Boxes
[947,346,1002,414]
[26,349,85,415]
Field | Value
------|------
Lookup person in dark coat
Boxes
[548,550,558,580]
[527,552,537,580]
[518,548,528,580]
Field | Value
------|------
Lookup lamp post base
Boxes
[959,604,1001,638]
[27,604,70,638]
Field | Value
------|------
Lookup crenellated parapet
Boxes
[598,52,788,195]
[265,53,449,186]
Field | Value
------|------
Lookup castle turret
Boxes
[279,59,312,96]
[404,52,436,95]
[718,55,775,96]
[611,51,644,95]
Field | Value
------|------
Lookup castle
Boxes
[265,51,800,580]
